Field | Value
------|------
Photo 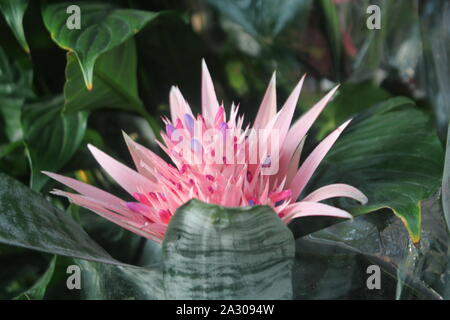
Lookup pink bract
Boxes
[44,60,367,243]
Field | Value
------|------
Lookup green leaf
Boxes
[0,46,33,142]
[77,259,163,299]
[293,236,442,299]
[60,201,295,300]
[316,82,392,139]
[0,140,22,160]
[69,204,153,264]
[63,38,160,138]
[309,97,444,244]
[0,173,163,299]
[0,173,125,265]
[394,192,449,299]
[22,95,87,191]
[208,0,312,39]
[0,0,30,53]
[42,2,159,89]
[64,39,141,114]
[14,256,57,300]
[162,199,295,299]
[293,192,448,299]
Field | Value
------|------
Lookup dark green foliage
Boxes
[0,0,448,299]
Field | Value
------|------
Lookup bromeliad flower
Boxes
[44,61,367,243]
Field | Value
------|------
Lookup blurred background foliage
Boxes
[0,0,449,299]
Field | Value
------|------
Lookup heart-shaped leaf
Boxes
[0,0,30,52]
[63,39,160,137]
[22,95,87,191]
[162,199,295,299]
[42,2,159,89]
[308,97,444,244]
[63,39,140,113]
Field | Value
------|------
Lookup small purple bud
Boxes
[126,202,145,213]
[262,155,271,168]
[219,122,228,134]
[184,114,195,135]
[166,124,175,138]
[191,138,202,152]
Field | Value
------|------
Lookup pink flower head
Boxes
[44,60,367,243]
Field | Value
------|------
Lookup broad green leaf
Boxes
[0,0,30,52]
[77,259,163,299]
[42,2,159,89]
[14,256,57,300]
[316,82,392,139]
[309,97,444,244]
[162,199,295,299]
[0,173,125,265]
[22,95,87,191]
[208,0,312,39]
[0,173,163,299]
[74,195,298,300]
[0,46,33,142]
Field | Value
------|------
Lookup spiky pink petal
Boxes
[303,184,368,204]
[278,86,339,180]
[289,119,351,200]
[281,201,353,224]
[87,144,157,196]
[273,74,305,143]
[254,72,277,129]
[201,59,219,127]
[169,86,193,124]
